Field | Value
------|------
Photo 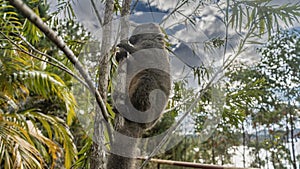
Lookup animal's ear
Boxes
[129,35,138,45]
[115,50,128,63]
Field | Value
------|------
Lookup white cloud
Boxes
[140,0,177,11]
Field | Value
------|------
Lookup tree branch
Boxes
[87,0,115,168]
[91,0,103,26]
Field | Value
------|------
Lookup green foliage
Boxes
[2,0,300,168]
[224,65,271,125]
[0,108,78,169]
[10,70,77,124]
[71,133,93,168]
[0,51,78,169]
[0,0,22,35]
[220,29,300,168]
[259,29,300,99]
[0,115,46,169]
[254,29,300,169]
[55,0,76,19]
[230,0,300,37]
[0,0,82,168]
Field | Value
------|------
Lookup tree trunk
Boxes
[242,122,246,168]
[105,1,135,169]
[212,136,216,164]
[264,128,270,169]
[254,124,261,168]
[289,108,297,169]
[91,0,114,168]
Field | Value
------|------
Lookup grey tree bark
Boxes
[91,0,114,168]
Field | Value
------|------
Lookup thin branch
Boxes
[98,0,114,99]
[159,0,185,25]
[91,0,103,26]
[223,0,230,60]
[8,0,110,122]
[147,0,155,21]
[163,95,197,114]
[130,0,139,14]
[163,2,204,29]
[120,0,132,41]
[17,33,89,87]
[121,0,131,17]
[158,0,204,27]
[223,20,257,70]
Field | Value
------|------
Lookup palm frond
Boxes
[9,70,77,125]
[0,118,45,169]
[2,108,78,169]
[23,110,78,169]
[0,0,23,35]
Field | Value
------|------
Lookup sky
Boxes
[48,0,300,73]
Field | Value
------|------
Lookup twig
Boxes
[91,0,103,26]
[18,33,89,88]
[130,0,139,14]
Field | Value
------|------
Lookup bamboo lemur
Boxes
[107,23,171,169]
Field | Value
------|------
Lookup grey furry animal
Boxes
[107,23,171,169]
